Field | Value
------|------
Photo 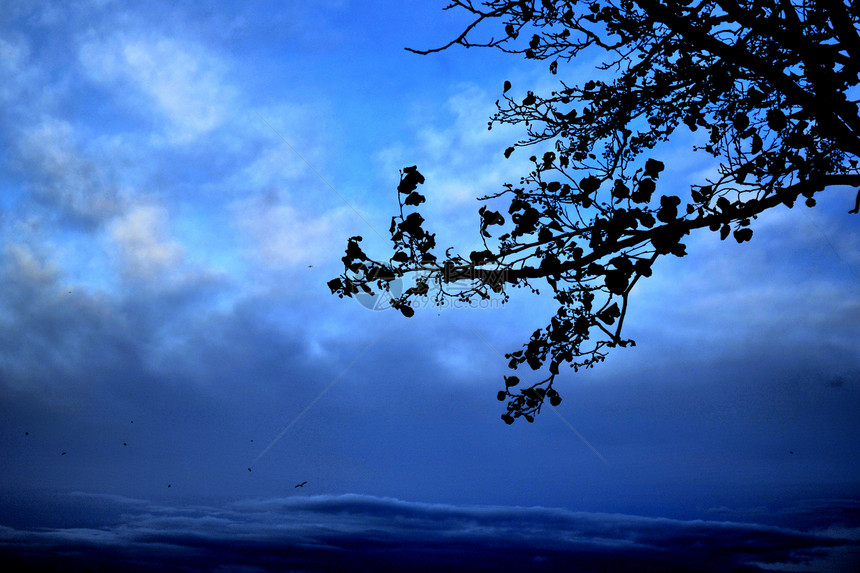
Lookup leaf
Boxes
[470,249,494,264]
[404,192,425,206]
[503,80,512,93]
[634,258,653,277]
[518,0,532,21]
[644,158,665,178]
[398,212,425,237]
[504,146,515,158]
[657,195,681,223]
[580,176,601,193]
[497,391,507,401]
[392,251,410,263]
[612,180,630,200]
[501,413,515,425]
[596,302,620,325]
[651,226,686,255]
[399,304,415,318]
[604,270,629,295]
[766,108,787,131]
[397,166,425,194]
[632,178,655,203]
[538,227,553,243]
[505,375,520,387]
[751,132,763,154]
[550,394,562,406]
[636,210,656,228]
[733,228,753,243]
[345,238,367,261]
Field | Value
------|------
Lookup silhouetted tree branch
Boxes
[330,0,860,424]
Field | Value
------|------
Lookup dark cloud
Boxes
[1,493,857,572]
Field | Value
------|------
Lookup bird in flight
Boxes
[295,481,308,488]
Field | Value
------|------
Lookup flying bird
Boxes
[248,468,252,472]
[61,452,66,456]
[295,481,308,488]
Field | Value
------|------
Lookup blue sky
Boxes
[1,1,859,571]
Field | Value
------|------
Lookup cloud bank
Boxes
[1,493,858,572]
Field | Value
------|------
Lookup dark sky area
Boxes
[0,1,858,571]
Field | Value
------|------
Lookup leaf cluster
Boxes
[334,0,860,423]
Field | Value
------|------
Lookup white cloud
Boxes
[232,191,356,269]
[107,203,184,280]
[78,33,234,143]
[14,118,120,221]
[3,243,57,285]
[378,83,524,210]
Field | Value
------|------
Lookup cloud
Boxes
[107,203,185,280]
[13,117,121,223]
[231,191,357,270]
[3,243,57,285]
[0,493,856,572]
[375,83,528,211]
[79,33,234,144]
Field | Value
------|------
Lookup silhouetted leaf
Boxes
[596,302,620,325]
[398,166,425,194]
[404,192,426,206]
[644,158,665,178]
[733,228,753,243]
[632,178,655,203]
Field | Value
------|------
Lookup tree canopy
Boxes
[329,0,860,424]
